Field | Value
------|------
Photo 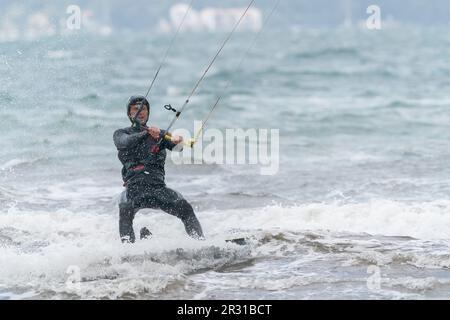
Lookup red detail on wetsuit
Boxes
[123,164,145,186]
[131,164,145,171]
[151,145,160,153]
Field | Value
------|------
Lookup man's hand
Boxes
[171,135,184,145]
[147,127,161,139]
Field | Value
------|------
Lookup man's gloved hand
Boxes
[147,127,161,139]
[171,135,184,145]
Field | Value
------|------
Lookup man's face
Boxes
[129,104,149,124]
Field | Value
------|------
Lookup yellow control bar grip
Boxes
[164,133,196,148]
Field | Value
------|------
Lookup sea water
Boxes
[1,26,450,299]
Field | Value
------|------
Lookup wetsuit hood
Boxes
[127,95,150,126]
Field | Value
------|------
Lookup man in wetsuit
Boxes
[113,95,204,243]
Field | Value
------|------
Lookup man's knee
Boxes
[174,199,195,220]
[119,190,138,216]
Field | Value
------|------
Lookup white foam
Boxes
[0,206,248,298]
[200,200,450,240]
[384,277,442,291]
[0,157,47,173]
[1,199,450,298]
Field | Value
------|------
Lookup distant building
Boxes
[158,3,263,33]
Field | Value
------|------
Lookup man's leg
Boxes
[119,190,137,243]
[154,187,204,240]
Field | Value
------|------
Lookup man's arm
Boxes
[113,129,148,150]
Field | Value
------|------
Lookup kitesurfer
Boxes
[113,95,204,243]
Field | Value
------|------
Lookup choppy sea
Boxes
[2,25,450,299]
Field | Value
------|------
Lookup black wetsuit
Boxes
[113,126,204,243]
